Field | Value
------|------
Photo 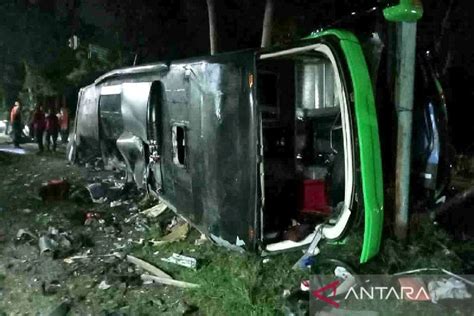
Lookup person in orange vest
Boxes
[58,105,69,143]
[10,101,22,148]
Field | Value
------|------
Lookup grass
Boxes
[129,229,310,315]
[1,149,473,315]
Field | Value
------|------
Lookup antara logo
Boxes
[345,286,430,301]
[311,280,341,308]
[312,280,431,307]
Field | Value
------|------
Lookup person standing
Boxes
[45,107,59,152]
[3,107,11,135]
[26,107,35,140]
[31,105,46,152]
[10,101,22,148]
[58,105,69,143]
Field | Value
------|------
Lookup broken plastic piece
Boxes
[16,228,37,241]
[86,183,107,203]
[110,200,123,207]
[334,267,357,296]
[152,223,189,246]
[98,280,111,290]
[39,235,58,254]
[161,253,197,269]
[142,202,168,218]
[428,277,472,303]
[194,233,208,246]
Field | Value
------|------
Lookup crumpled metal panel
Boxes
[116,131,146,188]
[121,82,152,142]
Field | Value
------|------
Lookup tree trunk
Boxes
[436,0,455,77]
[206,0,218,55]
[261,0,274,48]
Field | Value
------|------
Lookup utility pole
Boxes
[261,0,274,48]
[206,0,218,55]
[384,0,424,240]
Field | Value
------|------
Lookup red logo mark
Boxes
[311,280,341,308]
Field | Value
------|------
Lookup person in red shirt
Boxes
[10,101,22,148]
[58,105,69,143]
[45,107,59,152]
[31,104,46,152]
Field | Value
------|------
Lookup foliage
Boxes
[66,46,123,87]
[0,1,125,109]
[0,1,65,101]
[19,62,56,108]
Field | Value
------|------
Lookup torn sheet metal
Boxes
[210,234,245,253]
[116,131,146,188]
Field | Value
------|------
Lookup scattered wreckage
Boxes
[68,28,450,264]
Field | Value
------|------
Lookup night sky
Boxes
[1,0,473,150]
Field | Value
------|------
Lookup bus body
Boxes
[68,29,449,263]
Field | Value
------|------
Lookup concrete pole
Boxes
[206,0,218,55]
[261,0,274,48]
[394,22,417,239]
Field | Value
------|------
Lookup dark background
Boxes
[0,0,472,151]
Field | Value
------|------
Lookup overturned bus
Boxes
[68,29,449,263]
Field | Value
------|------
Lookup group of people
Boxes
[9,100,69,152]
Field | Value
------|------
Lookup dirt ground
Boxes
[0,144,309,315]
[1,140,473,315]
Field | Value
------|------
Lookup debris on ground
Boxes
[317,309,379,316]
[428,277,472,303]
[63,252,118,264]
[39,179,70,202]
[140,274,199,289]
[22,208,33,214]
[141,202,168,218]
[98,280,112,290]
[334,266,357,296]
[151,222,189,246]
[86,183,107,203]
[194,233,208,246]
[300,279,310,291]
[161,253,198,269]
[394,268,474,286]
[124,254,199,289]
[1,149,473,315]
[41,280,61,295]
[125,255,172,279]
[39,235,58,254]
[16,228,37,242]
[37,228,73,256]
[110,200,123,208]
